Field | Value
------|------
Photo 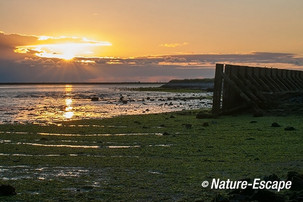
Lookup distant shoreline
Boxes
[0,78,214,86]
[0,82,166,85]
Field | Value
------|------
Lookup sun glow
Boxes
[14,36,112,60]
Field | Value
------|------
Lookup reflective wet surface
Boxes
[0,84,212,124]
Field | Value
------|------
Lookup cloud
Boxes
[90,52,303,69]
[0,32,38,60]
[1,31,303,82]
[160,42,188,48]
[15,36,111,60]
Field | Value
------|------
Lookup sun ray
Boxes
[14,36,112,60]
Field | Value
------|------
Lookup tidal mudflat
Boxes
[0,84,212,125]
[0,110,302,201]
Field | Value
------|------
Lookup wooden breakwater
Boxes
[212,64,303,115]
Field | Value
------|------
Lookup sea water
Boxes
[0,84,212,125]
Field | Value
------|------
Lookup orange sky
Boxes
[1,0,303,82]
[1,0,303,58]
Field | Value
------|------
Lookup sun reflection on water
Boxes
[5,84,212,125]
[63,86,74,119]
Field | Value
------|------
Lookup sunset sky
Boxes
[1,0,303,82]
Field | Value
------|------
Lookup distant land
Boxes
[0,79,215,91]
[161,78,214,91]
[0,82,166,85]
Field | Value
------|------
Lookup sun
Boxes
[14,36,112,60]
[34,43,81,60]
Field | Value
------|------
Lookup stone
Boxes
[182,123,192,129]
[263,174,280,182]
[271,122,281,127]
[251,190,284,202]
[287,171,303,190]
[163,132,170,136]
[196,111,213,119]
[203,122,209,127]
[0,185,16,196]
[253,111,263,117]
[284,126,295,131]
[91,97,99,101]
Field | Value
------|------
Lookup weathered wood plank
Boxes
[212,64,224,115]
[214,63,303,115]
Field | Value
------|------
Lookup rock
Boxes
[168,102,173,106]
[287,171,303,191]
[163,132,170,136]
[228,178,253,196]
[91,97,99,101]
[253,111,264,117]
[196,111,213,119]
[122,100,128,104]
[81,185,94,190]
[212,194,229,202]
[182,124,192,129]
[203,122,209,127]
[0,184,16,196]
[251,190,285,202]
[263,174,280,182]
[284,126,295,131]
[289,190,303,201]
[271,122,281,127]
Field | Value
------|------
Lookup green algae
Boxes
[0,111,302,201]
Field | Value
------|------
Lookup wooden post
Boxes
[214,63,303,116]
[212,64,224,115]
[272,68,288,91]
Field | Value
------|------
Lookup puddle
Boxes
[63,124,105,128]
[0,153,139,158]
[0,166,91,181]
[38,132,163,137]
[149,144,173,147]
[38,133,83,137]
[20,143,101,149]
[107,145,141,149]
[0,153,60,157]
[0,131,29,135]
[0,139,12,143]
[148,171,163,175]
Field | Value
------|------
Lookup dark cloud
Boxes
[92,52,303,69]
[0,32,38,60]
[1,51,303,82]
[0,32,37,48]
[1,31,303,82]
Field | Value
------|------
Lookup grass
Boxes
[0,110,302,201]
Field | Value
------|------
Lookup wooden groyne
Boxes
[212,64,303,115]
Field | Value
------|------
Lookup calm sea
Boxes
[0,84,212,125]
